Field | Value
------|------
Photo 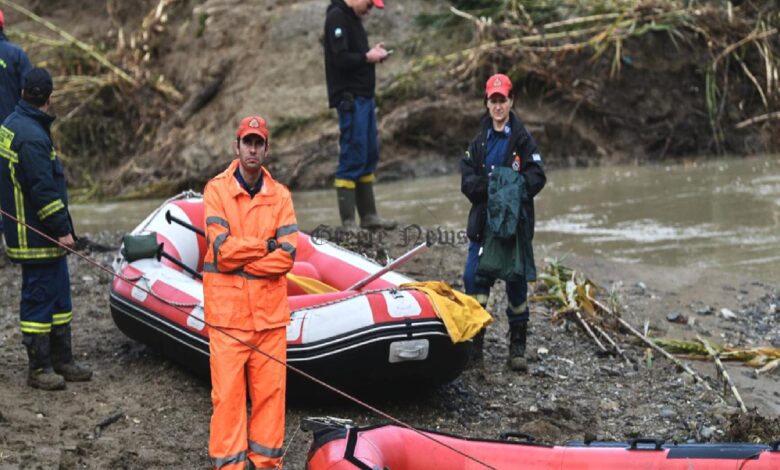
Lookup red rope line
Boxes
[0,206,497,470]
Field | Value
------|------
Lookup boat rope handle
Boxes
[0,205,497,470]
[147,279,201,308]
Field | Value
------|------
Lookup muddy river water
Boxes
[71,156,780,281]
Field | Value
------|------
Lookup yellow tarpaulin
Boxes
[286,273,338,294]
[401,281,493,343]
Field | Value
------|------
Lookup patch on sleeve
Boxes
[532,153,542,162]
[334,27,343,38]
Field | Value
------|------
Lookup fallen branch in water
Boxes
[698,336,747,413]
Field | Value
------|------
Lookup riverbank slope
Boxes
[0,229,777,468]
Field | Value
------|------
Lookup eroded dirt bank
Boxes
[3,0,778,198]
[0,229,778,469]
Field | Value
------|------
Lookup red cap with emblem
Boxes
[373,0,385,9]
[236,115,269,142]
[485,73,512,98]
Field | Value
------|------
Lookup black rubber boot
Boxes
[469,329,486,368]
[507,322,528,372]
[23,333,66,390]
[51,324,92,382]
[336,187,360,232]
[356,181,397,230]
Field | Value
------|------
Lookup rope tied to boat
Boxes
[0,206,499,470]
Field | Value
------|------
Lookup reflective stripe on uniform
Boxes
[20,321,52,334]
[279,242,296,261]
[0,126,17,163]
[202,263,276,281]
[11,162,26,249]
[6,246,66,260]
[37,199,65,220]
[249,440,283,459]
[212,232,228,271]
[508,301,527,314]
[206,216,230,229]
[52,311,73,326]
[358,173,375,183]
[275,224,298,238]
[211,450,247,469]
[334,178,355,189]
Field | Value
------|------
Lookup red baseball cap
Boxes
[0,10,5,29]
[485,73,512,98]
[373,0,385,9]
[236,116,269,142]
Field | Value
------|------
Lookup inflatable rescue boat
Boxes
[304,417,780,469]
[109,192,469,395]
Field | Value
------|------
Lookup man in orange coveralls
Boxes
[203,115,298,469]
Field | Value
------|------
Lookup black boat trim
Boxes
[110,292,454,364]
[666,444,767,460]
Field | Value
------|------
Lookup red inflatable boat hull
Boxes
[306,421,780,470]
[109,193,469,397]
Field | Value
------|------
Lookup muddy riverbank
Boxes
[0,228,778,469]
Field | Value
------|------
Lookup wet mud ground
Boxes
[0,229,779,469]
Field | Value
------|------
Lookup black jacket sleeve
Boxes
[19,140,71,237]
[325,14,366,71]
[518,132,546,199]
[460,140,488,204]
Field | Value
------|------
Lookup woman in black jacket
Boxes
[460,73,546,372]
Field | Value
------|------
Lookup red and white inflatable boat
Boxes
[304,418,780,470]
[109,192,468,396]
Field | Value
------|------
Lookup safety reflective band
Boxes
[211,450,247,469]
[358,173,375,183]
[206,216,230,229]
[0,145,17,162]
[37,199,65,220]
[509,301,527,314]
[6,246,66,260]
[275,224,298,238]
[52,312,73,326]
[212,232,228,270]
[334,178,356,189]
[249,440,283,458]
[202,263,277,280]
[20,321,52,334]
[279,242,296,260]
[11,163,25,248]
[0,126,17,162]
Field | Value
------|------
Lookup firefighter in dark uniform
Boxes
[323,0,396,230]
[0,68,91,390]
[461,74,546,372]
[0,9,33,248]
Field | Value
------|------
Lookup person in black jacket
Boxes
[460,73,546,372]
[0,9,33,247]
[0,68,92,390]
[323,0,396,231]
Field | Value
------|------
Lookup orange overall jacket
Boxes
[203,160,297,469]
[202,160,298,331]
